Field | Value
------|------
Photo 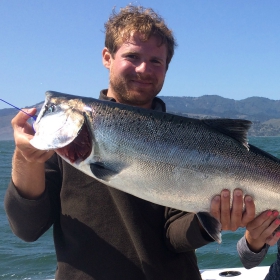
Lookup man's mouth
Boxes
[131,79,153,86]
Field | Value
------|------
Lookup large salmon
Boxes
[30,91,280,242]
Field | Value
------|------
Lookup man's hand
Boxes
[11,109,54,199]
[210,189,255,231]
[12,109,54,163]
[245,210,280,253]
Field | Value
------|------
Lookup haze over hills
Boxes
[1,95,280,141]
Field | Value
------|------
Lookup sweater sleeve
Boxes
[263,241,280,280]
[164,208,214,252]
[237,235,269,269]
[4,154,62,242]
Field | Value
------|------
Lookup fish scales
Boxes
[30,91,280,242]
[90,103,280,212]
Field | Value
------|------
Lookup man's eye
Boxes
[151,59,161,64]
[127,54,138,59]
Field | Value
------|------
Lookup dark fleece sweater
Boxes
[5,91,213,280]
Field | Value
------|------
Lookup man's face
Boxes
[103,32,168,109]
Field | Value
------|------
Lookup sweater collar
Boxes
[99,89,166,112]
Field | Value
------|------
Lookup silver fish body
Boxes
[30,91,280,242]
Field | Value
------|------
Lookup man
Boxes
[5,5,254,280]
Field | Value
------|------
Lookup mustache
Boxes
[130,73,156,83]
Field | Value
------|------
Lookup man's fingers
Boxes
[210,195,221,222]
[230,189,244,230]
[11,109,37,128]
[241,195,255,227]
[12,109,37,138]
[220,189,231,230]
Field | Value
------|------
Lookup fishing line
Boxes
[0,98,37,121]
[0,98,37,131]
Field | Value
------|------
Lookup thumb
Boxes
[11,108,37,128]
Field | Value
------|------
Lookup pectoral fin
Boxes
[196,211,222,243]
[90,162,118,181]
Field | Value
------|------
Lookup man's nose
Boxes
[135,61,152,73]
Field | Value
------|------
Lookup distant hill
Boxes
[0,102,43,141]
[160,95,280,137]
[1,95,280,141]
[160,95,280,122]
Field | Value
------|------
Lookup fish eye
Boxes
[45,104,57,114]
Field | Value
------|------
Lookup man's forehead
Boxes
[119,31,163,47]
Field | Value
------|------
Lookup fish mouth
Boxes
[56,122,92,164]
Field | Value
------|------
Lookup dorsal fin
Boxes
[202,118,252,149]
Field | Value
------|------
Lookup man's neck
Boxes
[106,89,153,109]
[99,89,166,113]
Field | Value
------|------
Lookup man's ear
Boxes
[102,47,112,69]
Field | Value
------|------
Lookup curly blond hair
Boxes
[104,5,177,69]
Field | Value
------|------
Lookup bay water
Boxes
[1,137,280,279]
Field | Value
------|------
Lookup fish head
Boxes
[30,91,92,163]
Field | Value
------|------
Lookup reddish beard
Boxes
[109,73,162,106]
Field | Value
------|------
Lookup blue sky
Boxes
[0,0,279,110]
